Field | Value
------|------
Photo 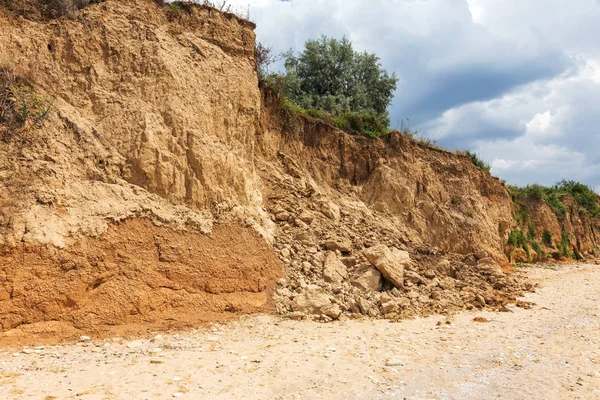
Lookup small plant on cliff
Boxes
[544,190,567,216]
[466,151,491,172]
[542,230,553,247]
[508,229,527,247]
[522,242,530,257]
[514,208,530,226]
[527,223,536,240]
[558,231,572,258]
[531,241,542,256]
[0,66,52,139]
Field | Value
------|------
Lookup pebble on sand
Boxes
[385,359,404,367]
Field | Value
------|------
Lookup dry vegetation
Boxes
[0,66,52,141]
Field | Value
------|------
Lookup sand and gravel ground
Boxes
[0,263,599,400]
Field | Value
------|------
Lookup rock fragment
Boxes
[324,238,353,253]
[385,359,404,367]
[292,286,333,314]
[351,266,382,292]
[363,245,411,289]
[322,252,348,284]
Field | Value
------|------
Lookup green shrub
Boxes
[531,241,541,255]
[553,180,600,217]
[508,229,527,247]
[274,93,389,138]
[333,111,388,138]
[255,42,277,78]
[558,231,571,258]
[527,223,536,240]
[518,184,545,201]
[165,2,184,19]
[465,151,491,172]
[544,190,567,216]
[542,230,553,247]
[522,242,530,257]
[515,208,530,226]
[1,0,100,20]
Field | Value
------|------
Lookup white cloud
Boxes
[427,59,600,186]
[466,0,484,24]
[526,111,553,135]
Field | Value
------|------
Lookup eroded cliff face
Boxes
[0,0,266,248]
[254,90,530,321]
[258,90,514,264]
[0,0,282,338]
[0,0,584,339]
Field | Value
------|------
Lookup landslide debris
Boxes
[260,157,530,322]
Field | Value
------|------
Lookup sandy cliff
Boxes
[0,0,281,336]
[0,0,593,339]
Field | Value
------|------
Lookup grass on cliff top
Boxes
[0,0,252,22]
[279,98,390,139]
[0,0,94,20]
[465,151,491,172]
[509,180,600,218]
[155,0,252,22]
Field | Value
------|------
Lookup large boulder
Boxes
[351,265,382,292]
[363,245,411,289]
[322,252,349,284]
[292,285,334,314]
[324,238,353,253]
[477,257,504,276]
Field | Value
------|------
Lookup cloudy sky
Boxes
[225,0,600,192]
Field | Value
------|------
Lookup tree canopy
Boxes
[280,36,398,129]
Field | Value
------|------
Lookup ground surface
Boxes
[0,263,598,399]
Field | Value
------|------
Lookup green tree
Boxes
[281,36,398,128]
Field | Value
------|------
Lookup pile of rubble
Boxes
[263,169,531,322]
